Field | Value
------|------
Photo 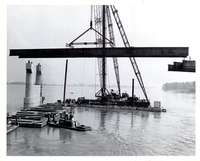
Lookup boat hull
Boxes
[48,122,92,131]
[76,104,164,112]
[77,98,150,107]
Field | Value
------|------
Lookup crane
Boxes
[94,5,149,102]
[65,5,149,102]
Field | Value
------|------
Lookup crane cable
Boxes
[90,5,93,28]
[151,70,167,89]
[35,59,81,84]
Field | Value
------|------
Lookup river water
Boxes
[7,84,195,156]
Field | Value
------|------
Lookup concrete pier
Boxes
[35,63,43,85]
[24,61,43,108]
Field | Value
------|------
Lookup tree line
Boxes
[162,81,195,93]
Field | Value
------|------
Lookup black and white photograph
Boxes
[1,0,199,160]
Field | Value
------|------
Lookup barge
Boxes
[7,113,19,133]
[7,120,18,134]
[75,90,166,112]
[14,117,48,128]
[9,110,49,128]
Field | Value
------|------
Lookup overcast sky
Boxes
[5,1,199,89]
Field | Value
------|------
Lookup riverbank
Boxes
[162,81,195,93]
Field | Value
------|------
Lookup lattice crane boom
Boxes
[105,5,121,97]
[110,5,149,102]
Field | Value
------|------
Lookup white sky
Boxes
[5,1,199,89]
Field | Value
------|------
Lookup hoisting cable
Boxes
[90,5,93,28]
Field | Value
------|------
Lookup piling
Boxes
[63,60,68,103]
[132,79,134,107]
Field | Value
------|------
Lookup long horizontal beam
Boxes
[10,47,188,58]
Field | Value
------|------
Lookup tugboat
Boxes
[48,111,92,132]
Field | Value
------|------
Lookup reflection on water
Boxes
[59,128,72,140]
[7,85,195,156]
[100,110,106,130]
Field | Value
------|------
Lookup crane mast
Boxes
[110,5,149,102]
[94,5,121,98]
[94,5,110,97]
[94,5,104,95]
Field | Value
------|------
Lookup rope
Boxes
[35,59,81,84]
[150,70,167,89]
